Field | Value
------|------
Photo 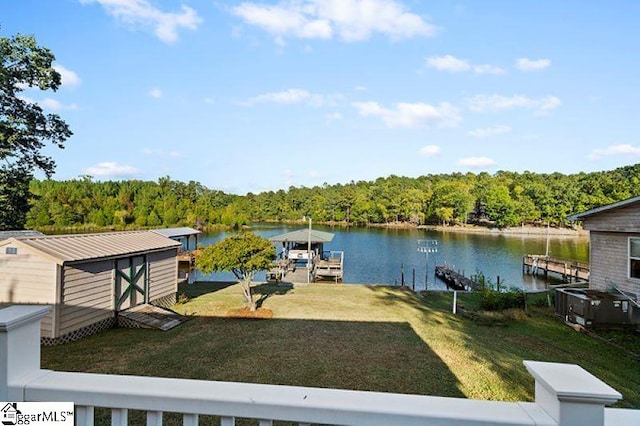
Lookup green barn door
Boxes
[114,255,148,311]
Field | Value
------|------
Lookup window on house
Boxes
[630,238,640,279]
[5,247,17,255]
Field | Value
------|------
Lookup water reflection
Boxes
[184,224,589,291]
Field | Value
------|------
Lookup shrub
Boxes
[473,271,525,311]
[478,286,525,311]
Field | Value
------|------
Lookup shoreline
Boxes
[37,222,588,238]
[316,221,588,237]
[418,224,588,237]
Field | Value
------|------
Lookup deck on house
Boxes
[3,305,638,426]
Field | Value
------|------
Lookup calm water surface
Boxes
[188,224,589,291]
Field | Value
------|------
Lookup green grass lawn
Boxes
[43,282,640,413]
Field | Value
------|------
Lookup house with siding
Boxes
[0,230,181,344]
[568,195,640,300]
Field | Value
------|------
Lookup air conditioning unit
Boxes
[555,288,639,327]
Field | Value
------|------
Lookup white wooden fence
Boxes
[1,305,638,426]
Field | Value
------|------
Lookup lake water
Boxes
[187,224,589,291]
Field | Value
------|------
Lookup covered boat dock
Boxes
[153,227,201,265]
[268,229,343,283]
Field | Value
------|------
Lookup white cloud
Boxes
[467,125,512,138]
[466,94,561,115]
[40,98,78,110]
[148,87,163,98]
[241,88,344,107]
[419,145,441,157]
[53,65,82,87]
[19,95,78,110]
[353,101,461,128]
[354,85,367,91]
[232,0,436,43]
[243,88,310,105]
[325,111,343,122]
[458,156,496,168]
[83,162,140,177]
[426,55,470,72]
[426,55,504,74]
[588,144,640,160]
[204,97,215,104]
[80,0,202,44]
[515,57,551,71]
[473,64,505,75]
[536,96,562,114]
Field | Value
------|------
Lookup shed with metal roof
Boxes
[0,231,181,344]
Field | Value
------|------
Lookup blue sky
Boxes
[2,1,639,194]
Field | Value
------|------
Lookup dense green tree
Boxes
[20,163,640,232]
[195,232,275,311]
[0,168,31,229]
[0,33,72,229]
[484,184,518,228]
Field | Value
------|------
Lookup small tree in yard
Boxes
[196,232,275,311]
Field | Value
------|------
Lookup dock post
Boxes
[452,291,458,314]
[412,268,415,291]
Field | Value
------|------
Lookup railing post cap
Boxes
[524,360,621,404]
[0,305,51,332]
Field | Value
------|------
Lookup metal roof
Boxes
[0,230,45,240]
[2,231,181,265]
[152,227,201,239]
[568,195,640,221]
[269,229,334,244]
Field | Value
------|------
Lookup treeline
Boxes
[236,165,640,227]
[26,164,640,231]
[26,176,246,230]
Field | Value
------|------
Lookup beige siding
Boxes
[0,243,57,303]
[0,243,57,338]
[148,249,178,302]
[589,231,640,297]
[40,311,54,338]
[59,260,114,336]
[583,204,640,233]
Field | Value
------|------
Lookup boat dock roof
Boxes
[269,229,334,244]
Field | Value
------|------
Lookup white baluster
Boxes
[220,416,235,426]
[76,406,95,426]
[147,410,163,426]
[111,408,128,426]
[182,413,198,426]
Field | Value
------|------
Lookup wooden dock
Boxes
[178,249,200,265]
[522,255,589,283]
[267,251,344,284]
[435,265,480,291]
[314,251,344,283]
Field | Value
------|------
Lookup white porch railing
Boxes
[1,305,638,426]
